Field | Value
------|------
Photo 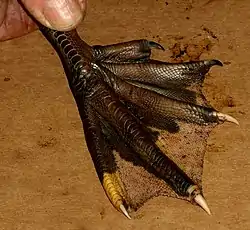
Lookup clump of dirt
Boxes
[166,27,218,62]
[37,136,58,148]
[224,96,236,108]
[3,77,10,81]
[169,38,213,62]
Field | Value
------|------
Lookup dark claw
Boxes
[148,41,165,51]
[212,59,223,66]
[206,59,223,67]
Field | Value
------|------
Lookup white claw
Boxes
[120,204,131,219]
[194,194,211,215]
[216,112,239,125]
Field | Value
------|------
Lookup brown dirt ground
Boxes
[1,0,250,229]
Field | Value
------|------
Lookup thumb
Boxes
[21,0,86,31]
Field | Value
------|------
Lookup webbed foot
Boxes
[69,39,238,218]
[44,30,238,218]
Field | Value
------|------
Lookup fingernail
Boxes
[42,0,84,30]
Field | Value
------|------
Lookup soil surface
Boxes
[1,0,249,229]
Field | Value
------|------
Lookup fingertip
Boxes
[22,0,86,31]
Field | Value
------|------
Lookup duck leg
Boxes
[37,25,238,218]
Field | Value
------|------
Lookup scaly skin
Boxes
[37,24,238,218]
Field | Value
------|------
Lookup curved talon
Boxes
[120,204,131,219]
[215,112,239,125]
[204,59,223,67]
[148,41,165,51]
[187,185,211,215]
[194,194,211,215]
